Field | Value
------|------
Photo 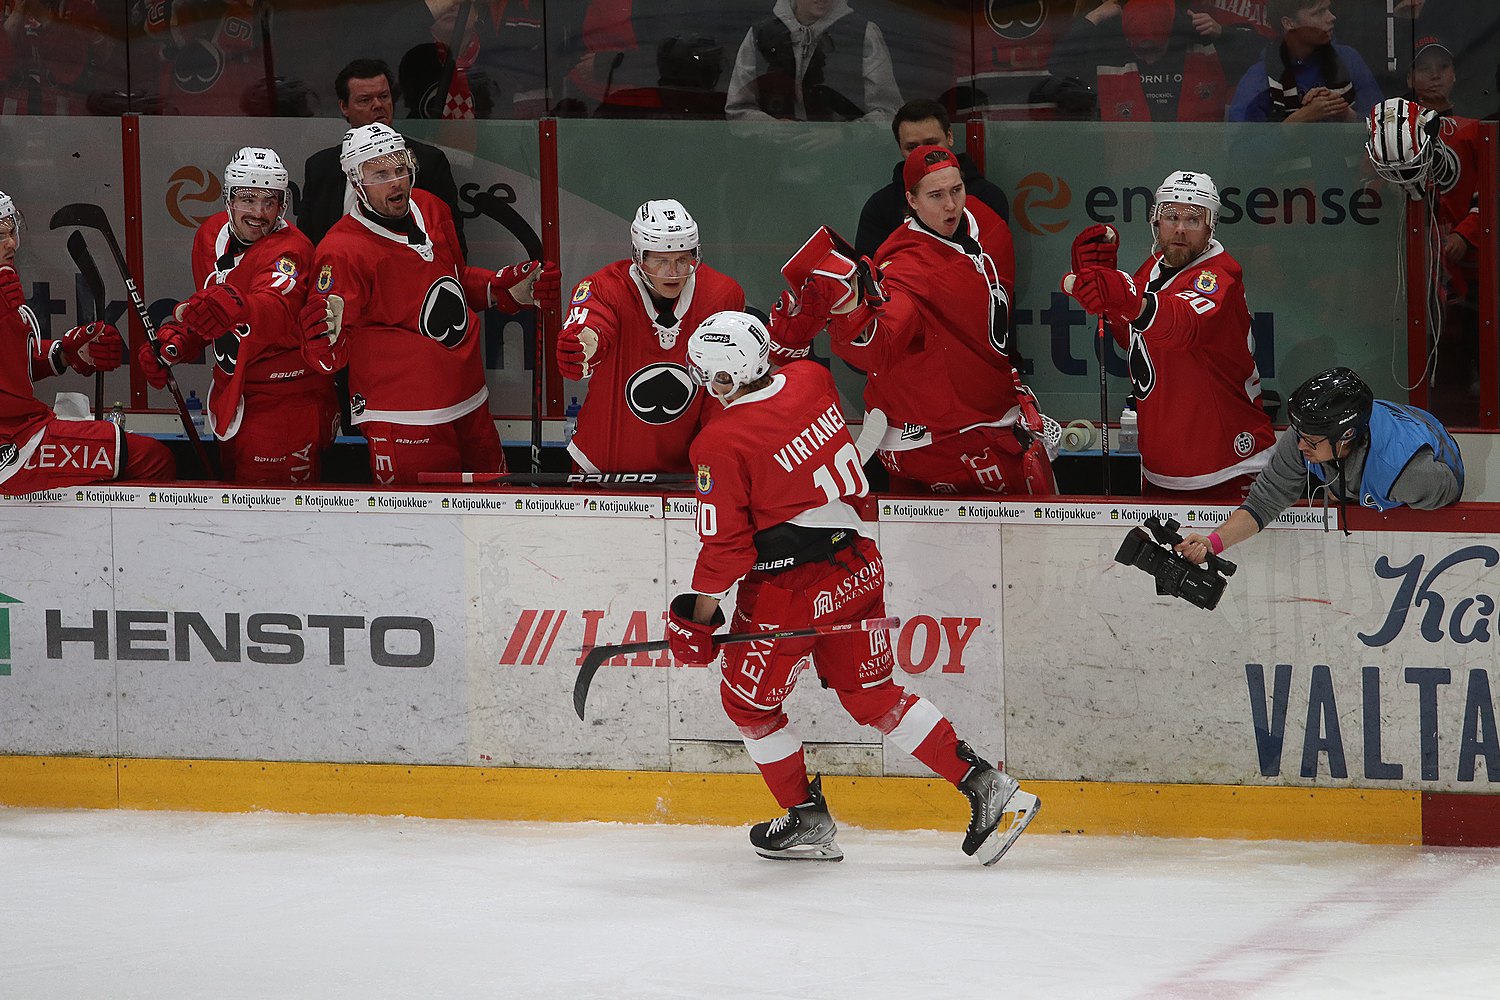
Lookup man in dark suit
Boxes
[299,59,466,254]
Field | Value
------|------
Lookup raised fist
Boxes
[61,322,125,375]
[300,293,348,374]
[556,324,593,380]
[1070,224,1118,273]
[135,339,171,390]
[0,265,25,312]
[1063,267,1143,325]
[768,285,826,358]
[489,260,560,311]
[174,283,247,341]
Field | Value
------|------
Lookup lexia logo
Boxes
[0,591,20,676]
[165,165,222,229]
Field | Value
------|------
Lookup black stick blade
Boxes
[49,202,112,234]
[65,231,107,314]
[572,639,670,721]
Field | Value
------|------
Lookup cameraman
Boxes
[1177,367,1464,564]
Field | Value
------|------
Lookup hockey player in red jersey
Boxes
[301,123,559,484]
[768,145,1057,496]
[556,199,744,473]
[136,147,336,484]
[666,310,1040,865]
[0,191,174,495]
[1065,169,1275,497]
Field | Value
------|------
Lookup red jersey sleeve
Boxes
[560,273,624,364]
[689,429,756,598]
[1133,257,1245,351]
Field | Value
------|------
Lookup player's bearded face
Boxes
[1153,203,1210,267]
[228,188,283,244]
[907,166,966,238]
[359,153,414,217]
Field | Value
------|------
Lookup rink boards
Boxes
[0,486,1496,846]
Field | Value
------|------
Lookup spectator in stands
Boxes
[725,0,901,122]
[1403,34,1458,116]
[854,99,1009,258]
[0,0,121,115]
[1177,367,1463,564]
[1046,0,1231,123]
[298,59,465,252]
[1227,0,1381,122]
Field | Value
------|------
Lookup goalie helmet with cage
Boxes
[224,146,290,214]
[631,199,700,268]
[340,123,415,205]
[688,310,770,403]
[1366,98,1440,200]
[1288,367,1375,447]
[1152,170,1220,236]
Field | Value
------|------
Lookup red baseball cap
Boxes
[903,144,960,193]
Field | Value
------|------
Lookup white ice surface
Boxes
[2,808,1497,1000]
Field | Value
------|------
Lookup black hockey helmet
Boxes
[1288,367,1374,446]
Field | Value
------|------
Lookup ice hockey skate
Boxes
[749,775,843,862]
[956,742,1040,866]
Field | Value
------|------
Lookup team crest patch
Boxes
[696,463,713,494]
[1234,431,1255,457]
[571,280,592,304]
[1194,270,1219,295]
[275,257,298,277]
[316,264,333,293]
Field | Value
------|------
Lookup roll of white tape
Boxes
[1062,419,1096,452]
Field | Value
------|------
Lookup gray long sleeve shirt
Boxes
[1240,427,1463,528]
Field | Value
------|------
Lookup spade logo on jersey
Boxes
[419,276,469,349]
[212,323,250,376]
[625,363,696,425]
[1129,336,1157,400]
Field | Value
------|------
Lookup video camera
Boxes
[1114,516,1236,611]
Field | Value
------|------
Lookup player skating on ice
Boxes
[666,310,1040,864]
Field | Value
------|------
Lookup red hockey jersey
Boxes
[313,190,488,426]
[562,259,743,473]
[690,361,873,597]
[1118,241,1276,488]
[830,201,1023,451]
[1,297,57,448]
[190,212,329,439]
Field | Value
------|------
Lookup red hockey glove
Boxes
[60,322,124,375]
[557,325,590,380]
[300,293,348,375]
[154,320,205,365]
[488,260,560,312]
[174,283,247,342]
[0,265,25,312]
[767,284,828,360]
[666,593,725,666]
[135,339,171,390]
[1063,267,1143,325]
[1070,224,1118,273]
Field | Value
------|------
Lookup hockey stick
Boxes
[573,615,901,720]
[417,471,690,486]
[258,1,277,114]
[49,202,219,478]
[64,231,107,420]
[1097,314,1111,496]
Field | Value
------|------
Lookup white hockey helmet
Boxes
[1366,98,1437,200]
[631,199,700,262]
[688,311,771,403]
[1152,169,1221,232]
[0,189,19,234]
[224,146,289,217]
[340,123,415,199]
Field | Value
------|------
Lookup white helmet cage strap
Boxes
[1366,98,1436,199]
[224,146,289,217]
[631,199,701,268]
[688,311,771,401]
[340,124,416,205]
[1151,170,1221,236]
